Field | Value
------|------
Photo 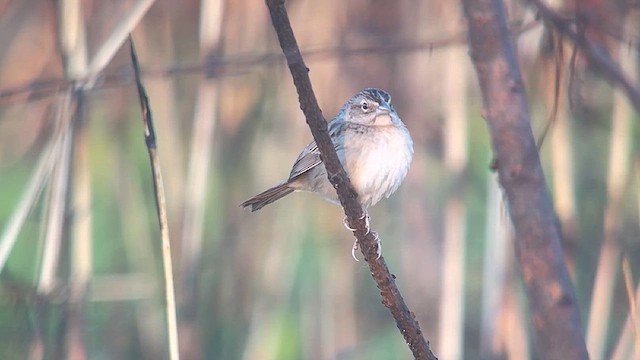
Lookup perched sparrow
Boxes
[241,88,413,258]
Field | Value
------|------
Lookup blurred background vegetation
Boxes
[0,0,638,359]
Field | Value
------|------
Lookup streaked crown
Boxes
[359,88,391,105]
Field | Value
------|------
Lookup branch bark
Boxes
[264,1,436,359]
[461,0,588,359]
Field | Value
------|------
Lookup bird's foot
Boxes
[343,211,370,234]
[345,211,373,262]
[350,232,381,262]
[343,216,356,231]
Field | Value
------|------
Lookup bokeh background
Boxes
[0,0,638,359]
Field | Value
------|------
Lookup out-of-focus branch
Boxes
[264,1,435,359]
[529,0,640,113]
[0,20,540,107]
[461,0,588,359]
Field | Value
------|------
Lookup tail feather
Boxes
[240,183,295,212]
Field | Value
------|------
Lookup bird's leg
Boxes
[351,232,381,261]
[344,210,371,262]
[343,209,370,233]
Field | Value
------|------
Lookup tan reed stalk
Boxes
[621,256,640,355]
[545,38,578,276]
[480,178,511,357]
[0,93,72,274]
[36,98,75,295]
[610,222,640,360]
[503,274,530,360]
[56,0,92,358]
[178,2,224,357]
[438,4,469,358]
[610,162,640,360]
[129,39,180,360]
[134,8,184,218]
[85,0,155,81]
[610,284,640,360]
[586,31,636,360]
[67,98,92,360]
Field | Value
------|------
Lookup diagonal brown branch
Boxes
[264,1,436,359]
[129,37,180,360]
[461,0,588,359]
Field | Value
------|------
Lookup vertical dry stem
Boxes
[178,1,224,358]
[438,5,468,356]
[480,178,511,357]
[586,29,636,360]
[37,104,75,295]
[543,36,578,276]
[57,0,91,357]
[129,38,180,360]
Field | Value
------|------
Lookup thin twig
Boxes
[129,36,180,360]
[264,1,436,359]
[529,0,640,113]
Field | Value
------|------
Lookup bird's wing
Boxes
[288,141,322,180]
[287,119,345,180]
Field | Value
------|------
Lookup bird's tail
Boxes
[240,183,295,212]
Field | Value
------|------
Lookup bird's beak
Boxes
[372,100,394,125]
[377,100,391,114]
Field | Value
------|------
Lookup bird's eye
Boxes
[360,101,370,112]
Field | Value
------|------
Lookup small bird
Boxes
[241,88,413,258]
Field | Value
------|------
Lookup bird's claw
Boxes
[343,211,370,234]
[344,211,374,262]
[351,240,360,262]
[350,232,382,262]
[343,216,356,231]
[361,211,370,235]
